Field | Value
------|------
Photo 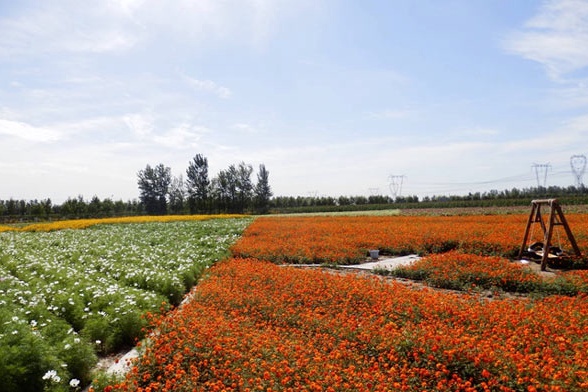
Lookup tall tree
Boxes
[137,163,171,215]
[235,162,253,213]
[210,170,232,213]
[254,164,272,213]
[169,175,186,214]
[185,154,210,213]
[210,163,249,213]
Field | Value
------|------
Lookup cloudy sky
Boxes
[1,0,588,203]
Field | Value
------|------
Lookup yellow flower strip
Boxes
[7,214,246,232]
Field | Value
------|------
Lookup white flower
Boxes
[42,370,56,380]
[69,378,80,388]
[42,369,61,382]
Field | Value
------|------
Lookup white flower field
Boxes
[0,218,251,392]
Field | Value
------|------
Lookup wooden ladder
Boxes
[518,199,581,271]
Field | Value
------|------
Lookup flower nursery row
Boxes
[0,213,245,233]
[109,258,588,392]
[230,214,588,264]
[0,217,250,392]
[384,251,588,295]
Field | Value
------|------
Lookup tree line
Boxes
[0,196,143,223]
[2,174,588,223]
[271,185,588,213]
[137,154,273,215]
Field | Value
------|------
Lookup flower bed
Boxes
[386,251,588,294]
[109,258,588,391]
[231,215,588,264]
[0,217,250,392]
[2,214,245,232]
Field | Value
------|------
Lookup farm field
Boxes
[109,258,588,392]
[105,212,588,391]
[231,214,588,265]
[2,210,588,391]
[0,216,251,392]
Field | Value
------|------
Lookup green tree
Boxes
[137,163,171,215]
[210,170,231,213]
[168,175,186,214]
[254,164,272,213]
[209,162,252,213]
[87,196,102,216]
[185,154,209,213]
[235,162,253,213]
[60,196,87,217]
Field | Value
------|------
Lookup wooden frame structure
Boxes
[518,199,581,271]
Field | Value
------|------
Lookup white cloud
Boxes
[153,124,210,149]
[0,0,321,61]
[451,127,500,138]
[124,113,154,138]
[0,119,62,143]
[367,108,416,119]
[125,0,312,48]
[232,123,261,134]
[0,3,137,58]
[504,0,588,79]
[183,76,232,99]
[501,114,588,154]
[60,30,137,54]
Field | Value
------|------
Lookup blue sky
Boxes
[1,0,587,203]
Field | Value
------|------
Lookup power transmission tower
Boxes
[532,163,551,188]
[570,155,587,188]
[369,188,381,196]
[388,175,405,199]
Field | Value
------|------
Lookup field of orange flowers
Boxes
[99,212,588,391]
[387,251,588,294]
[108,258,588,392]
[231,214,588,264]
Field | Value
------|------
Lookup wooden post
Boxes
[553,203,581,256]
[518,203,538,259]
[540,203,557,272]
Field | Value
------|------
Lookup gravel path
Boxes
[339,254,421,271]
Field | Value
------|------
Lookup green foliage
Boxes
[89,371,124,392]
[254,164,273,214]
[0,218,251,391]
[137,163,172,215]
[186,154,210,213]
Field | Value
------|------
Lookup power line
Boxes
[407,172,535,187]
[381,158,586,198]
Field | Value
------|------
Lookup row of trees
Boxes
[271,185,588,210]
[2,180,588,223]
[0,196,143,222]
[137,154,273,215]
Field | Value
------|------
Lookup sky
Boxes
[1,0,588,203]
